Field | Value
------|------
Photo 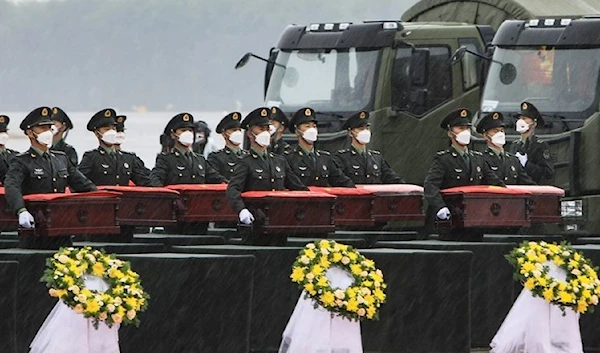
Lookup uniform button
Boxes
[192,175,196,179]
[505,177,508,180]
[367,175,370,178]
[38,176,41,180]
[52,178,56,182]
[53,188,58,192]
[271,178,275,182]
[272,189,275,191]
[116,175,120,179]
[470,178,473,181]
[179,174,183,177]
[104,171,108,175]
[315,177,319,180]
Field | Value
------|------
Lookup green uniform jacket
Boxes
[0,148,19,184]
[226,149,308,213]
[51,139,78,166]
[207,146,248,181]
[284,145,354,187]
[5,148,96,213]
[269,139,292,156]
[508,135,554,184]
[150,148,226,187]
[78,147,152,187]
[481,147,535,185]
[333,147,404,185]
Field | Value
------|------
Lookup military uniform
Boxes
[207,112,248,180]
[0,115,18,184]
[268,106,292,155]
[50,107,78,166]
[78,109,152,187]
[114,115,152,181]
[226,107,308,214]
[150,112,226,186]
[424,109,503,228]
[333,111,404,184]
[4,107,96,214]
[508,102,554,184]
[270,139,292,155]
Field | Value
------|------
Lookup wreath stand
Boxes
[279,267,363,353]
[30,275,120,353]
[491,262,583,353]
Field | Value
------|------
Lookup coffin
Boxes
[309,187,375,227]
[19,191,121,237]
[506,185,564,224]
[241,190,336,235]
[357,184,425,223]
[0,188,18,231]
[98,186,180,226]
[439,185,531,228]
[166,184,237,223]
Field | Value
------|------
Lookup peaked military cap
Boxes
[241,107,271,130]
[269,106,289,126]
[51,107,73,130]
[289,107,316,133]
[343,111,370,130]
[519,101,544,125]
[0,115,10,132]
[165,113,195,133]
[87,108,117,131]
[476,112,505,134]
[20,107,54,131]
[115,115,127,132]
[216,112,242,134]
[440,108,473,129]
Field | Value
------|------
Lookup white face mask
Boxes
[36,130,54,147]
[491,131,506,146]
[177,130,194,147]
[228,130,244,146]
[0,132,9,145]
[115,132,126,145]
[516,119,530,133]
[269,124,277,136]
[50,125,59,136]
[355,129,371,144]
[100,129,118,145]
[454,129,471,145]
[302,127,318,143]
[254,131,271,147]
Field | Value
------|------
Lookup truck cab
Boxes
[258,21,493,184]
[475,17,600,235]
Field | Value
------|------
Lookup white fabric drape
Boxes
[30,275,120,353]
[279,267,363,353]
[491,263,583,353]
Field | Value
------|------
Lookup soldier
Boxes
[5,107,96,229]
[113,114,151,182]
[0,115,19,184]
[50,107,78,166]
[333,111,404,184]
[78,109,152,187]
[508,101,554,184]
[285,107,354,187]
[226,107,308,225]
[192,120,218,158]
[207,112,248,180]
[268,106,292,155]
[424,108,503,225]
[476,112,535,185]
[150,112,226,186]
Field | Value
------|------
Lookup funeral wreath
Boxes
[41,246,150,327]
[290,240,387,321]
[506,241,600,314]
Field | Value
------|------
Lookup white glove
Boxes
[436,207,451,220]
[19,210,35,228]
[239,208,255,225]
[515,152,528,167]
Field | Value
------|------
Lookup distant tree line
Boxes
[0,0,409,111]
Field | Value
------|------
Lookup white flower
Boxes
[357,308,366,316]
[58,255,69,264]
[572,269,582,276]
[321,248,330,256]
[336,299,344,307]
[357,296,365,304]
[361,271,368,277]
[114,297,123,306]
[77,294,87,302]
[532,270,542,278]
[300,256,310,265]
[306,273,315,281]
[69,285,80,294]
[341,257,350,265]
[591,295,599,305]
[127,310,137,320]
[107,304,116,313]
[361,288,371,296]
[334,289,345,300]
[306,243,316,249]
[374,282,381,288]
[75,252,83,260]
[563,251,571,257]
[86,254,96,263]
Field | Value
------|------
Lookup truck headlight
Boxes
[561,200,583,217]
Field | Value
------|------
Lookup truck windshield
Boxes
[482,47,600,132]
[265,48,381,113]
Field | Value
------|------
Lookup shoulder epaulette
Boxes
[370,150,381,155]
[436,150,448,156]
[471,151,482,155]
[318,150,330,155]
[337,149,349,154]
[51,150,66,155]
[16,151,28,157]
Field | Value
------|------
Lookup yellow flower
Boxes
[577,299,588,313]
[92,263,105,277]
[317,276,328,287]
[364,294,375,305]
[538,254,547,263]
[366,306,376,319]
[348,252,358,261]
[373,288,386,302]
[558,282,567,291]
[113,286,124,295]
[543,288,555,301]
[319,256,330,268]
[526,250,537,262]
[520,262,536,274]
[346,298,358,312]
[553,256,565,267]
[63,276,75,286]
[86,300,100,314]
[291,267,305,282]
[304,283,316,295]
[370,273,383,283]
[304,249,316,260]
[109,269,125,279]
[524,278,536,290]
[337,244,349,252]
[362,259,375,268]
[350,264,363,276]
[537,277,547,287]
[559,291,573,303]
[332,253,343,263]
[319,240,331,249]
[582,289,592,299]
[574,252,582,262]
[125,297,138,310]
[320,292,335,307]
[346,287,357,298]
[311,264,324,276]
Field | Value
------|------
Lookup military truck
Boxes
[236,21,495,185]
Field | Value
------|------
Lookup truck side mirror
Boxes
[410,49,429,86]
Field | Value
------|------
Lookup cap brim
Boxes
[36,121,55,126]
